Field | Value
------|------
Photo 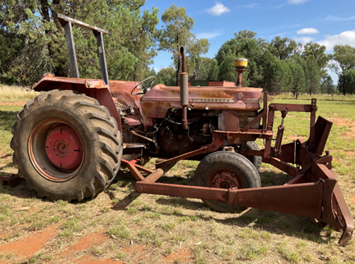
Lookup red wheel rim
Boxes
[29,118,84,182]
[207,168,243,189]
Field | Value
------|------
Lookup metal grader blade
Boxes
[294,116,354,246]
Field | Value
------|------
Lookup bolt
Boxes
[136,184,144,193]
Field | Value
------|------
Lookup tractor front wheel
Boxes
[242,141,262,171]
[10,90,122,201]
[194,151,261,213]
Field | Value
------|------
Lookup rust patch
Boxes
[61,230,109,258]
[74,255,123,264]
[68,232,108,252]
[121,244,146,255]
[0,224,58,257]
[161,248,192,263]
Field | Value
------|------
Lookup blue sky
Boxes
[143,0,355,83]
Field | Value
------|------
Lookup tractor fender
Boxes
[33,73,122,132]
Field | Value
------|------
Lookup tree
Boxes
[333,45,355,74]
[296,57,310,94]
[320,75,334,94]
[268,36,302,60]
[306,57,320,94]
[303,42,331,78]
[262,50,292,94]
[0,0,160,85]
[218,54,238,83]
[192,57,212,80]
[159,4,194,85]
[208,59,219,80]
[157,67,176,86]
[287,60,306,99]
[338,69,355,95]
[188,38,210,80]
[216,30,264,87]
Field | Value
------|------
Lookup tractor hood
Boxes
[140,84,262,120]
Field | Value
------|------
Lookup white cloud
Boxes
[293,36,314,44]
[325,15,355,21]
[196,31,223,40]
[205,2,230,16]
[297,28,319,35]
[236,3,260,8]
[288,0,309,4]
[244,3,260,8]
[318,30,355,51]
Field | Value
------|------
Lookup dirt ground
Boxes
[0,204,195,264]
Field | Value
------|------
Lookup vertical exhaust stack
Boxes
[234,58,248,87]
[180,47,188,130]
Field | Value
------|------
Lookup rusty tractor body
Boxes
[9,14,353,246]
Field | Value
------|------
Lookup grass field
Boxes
[0,88,355,263]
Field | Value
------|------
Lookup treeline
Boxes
[1,2,355,95]
[152,30,355,96]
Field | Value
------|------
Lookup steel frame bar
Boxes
[62,21,79,78]
[55,13,109,34]
[94,31,110,90]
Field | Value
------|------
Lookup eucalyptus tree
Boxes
[159,4,209,85]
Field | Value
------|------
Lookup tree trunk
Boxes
[175,52,180,86]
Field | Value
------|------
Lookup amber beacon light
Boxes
[234,58,248,87]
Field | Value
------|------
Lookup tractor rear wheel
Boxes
[10,90,122,201]
[194,151,261,213]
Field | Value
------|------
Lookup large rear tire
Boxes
[10,90,122,201]
[194,151,261,213]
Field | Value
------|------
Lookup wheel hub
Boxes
[211,170,240,189]
[45,124,82,170]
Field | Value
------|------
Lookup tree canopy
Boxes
[0,0,159,85]
[158,4,209,85]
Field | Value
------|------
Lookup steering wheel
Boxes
[131,76,155,95]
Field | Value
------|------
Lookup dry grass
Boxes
[0,85,39,102]
[0,96,354,263]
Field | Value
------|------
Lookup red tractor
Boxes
[10,14,353,246]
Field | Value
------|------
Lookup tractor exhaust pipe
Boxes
[180,47,188,130]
